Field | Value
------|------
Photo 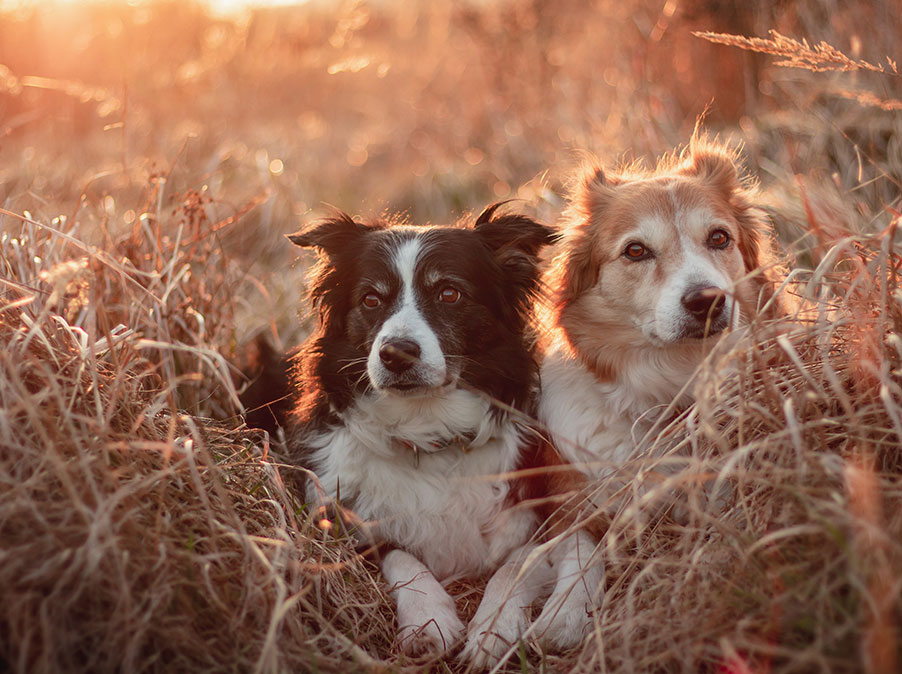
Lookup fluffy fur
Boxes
[535,137,783,645]
[284,205,558,663]
[543,136,780,475]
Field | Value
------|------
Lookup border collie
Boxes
[284,204,559,664]
[532,138,782,647]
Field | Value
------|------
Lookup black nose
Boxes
[681,286,726,321]
[379,339,421,373]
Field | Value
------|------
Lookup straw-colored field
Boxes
[1,1,901,672]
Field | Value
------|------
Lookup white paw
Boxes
[533,589,596,650]
[535,530,604,651]
[460,606,528,668]
[396,594,465,656]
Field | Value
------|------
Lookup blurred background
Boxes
[1,0,900,343]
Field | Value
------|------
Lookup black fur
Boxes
[286,205,555,432]
[239,335,293,436]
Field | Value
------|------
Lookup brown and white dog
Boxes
[531,137,782,646]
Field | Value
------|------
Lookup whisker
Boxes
[352,370,372,391]
[337,358,369,372]
[444,354,481,367]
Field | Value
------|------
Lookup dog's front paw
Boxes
[532,589,596,650]
[535,530,604,651]
[460,605,528,668]
[396,596,465,656]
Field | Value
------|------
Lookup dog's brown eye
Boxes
[439,287,461,304]
[708,229,731,249]
[623,242,650,260]
[362,293,381,308]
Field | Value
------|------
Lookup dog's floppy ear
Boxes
[551,223,597,309]
[473,202,558,258]
[731,194,783,316]
[286,211,371,255]
[737,207,782,316]
[550,163,619,307]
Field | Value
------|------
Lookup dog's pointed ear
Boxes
[473,204,556,319]
[583,165,613,189]
[473,202,558,258]
[286,211,371,254]
[575,164,622,217]
[683,143,740,196]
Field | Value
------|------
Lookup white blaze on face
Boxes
[653,251,733,341]
[608,208,742,343]
[641,207,738,343]
[366,236,447,390]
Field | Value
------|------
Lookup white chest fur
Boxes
[305,389,535,580]
[539,345,700,477]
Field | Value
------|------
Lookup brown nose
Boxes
[681,286,726,321]
[379,339,421,373]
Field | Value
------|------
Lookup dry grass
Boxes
[1,0,902,672]
[0,193,395,673]
[695,29,900,75]
[551,228,902,673]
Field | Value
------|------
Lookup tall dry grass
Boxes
[1,0,901,672]
[0,190,395,673]
[551,228,902,673]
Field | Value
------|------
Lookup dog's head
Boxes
[288,205,555,411]
[550,139,778,361]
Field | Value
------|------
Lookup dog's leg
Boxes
[533,529,604,650]
[382,549,465,656]
[460,544,557,667]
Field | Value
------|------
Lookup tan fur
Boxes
[539,136,786,532]
[524,140,789,647]
[546,137,782,385]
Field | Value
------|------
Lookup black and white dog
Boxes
[284,205,559,663]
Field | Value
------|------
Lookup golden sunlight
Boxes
[2,1,901,672]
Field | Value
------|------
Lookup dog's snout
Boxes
[379,339,421,373]
[681,286,726,321]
